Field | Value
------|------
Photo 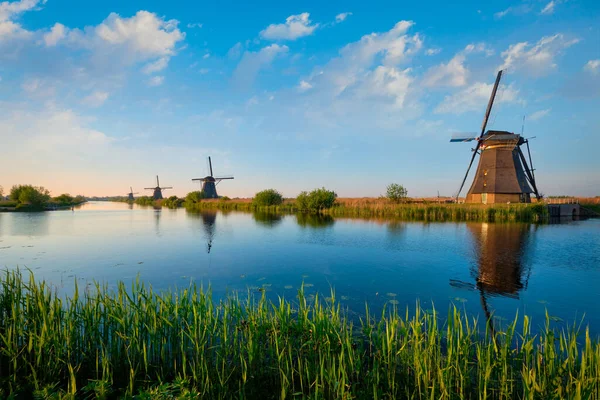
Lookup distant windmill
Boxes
[145,175,172,200]
[127,186,139,201]
[191,157,234,199]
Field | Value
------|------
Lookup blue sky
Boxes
[0,0,599,198]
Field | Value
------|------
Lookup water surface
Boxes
[1,202,599,333]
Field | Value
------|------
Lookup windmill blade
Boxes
[156,176,160,187]
[455,148,479,200]
[214,176,234,180]
[162,186,173,189]
[192,178,207,182]
[208,156,213,177]
[144,187,155,190]
[479,70,503,138]
[450,132,479,142]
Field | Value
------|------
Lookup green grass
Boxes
[1,269,598,399]
[186,201,549,223]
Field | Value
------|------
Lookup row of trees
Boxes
[130,184,406,212]
[1,185,85,209]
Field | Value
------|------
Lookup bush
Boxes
[53,194,74,205]
[163,196,184,209]
[296,187,337,211]
[134,196,155,206]
[253,189,283,207]
[10,185,51,208]
[185,191,206,204]
[386,183,408,203]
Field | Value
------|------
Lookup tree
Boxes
[386,183,408,203]
[185,191,206,204]
[54,194,74,205]
[296,187,337,211]
[10,185,51,208]
[0,185,3,198]
[253,189,283,207]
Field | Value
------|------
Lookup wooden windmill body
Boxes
[192,157,234,199]
[452,71,540,204]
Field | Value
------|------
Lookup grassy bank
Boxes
[1,270,598,399]
[185,198,549,223]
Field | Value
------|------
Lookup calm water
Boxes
[1,201,599,333]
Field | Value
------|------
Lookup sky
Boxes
[0,0,599,198]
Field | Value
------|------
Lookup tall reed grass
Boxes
[1,269,597,399]
[186,200,549,223]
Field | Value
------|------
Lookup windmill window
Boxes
[484,170,488,176]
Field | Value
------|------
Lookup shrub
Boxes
[134,196,155,206]
[53,194,74,205]
[163,196,184,209]
[386,183,408,203]
[253,189,283,207]
[10,185,51,208]
[185,191,206,204]
[296,187,337,211]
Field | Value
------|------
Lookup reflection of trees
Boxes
[387,221,406,236]
[295,213,335,228]
[252,211,283,228]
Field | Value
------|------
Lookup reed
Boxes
[1,269,597,399]
[186,199,549,223]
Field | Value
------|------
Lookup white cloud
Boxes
[494,4,532,19]
[187,22,202,28]
[0,0,44,41]
[422,43,488,88]
[82,91,109,107]
[297,80,313,92]
[500,34,579,76]
[425,48,441,56]
[64,10,185,70]
[358,66,413,108]
[148,75,164,86]
[199,68,210,74]
[142,57,169,74]
[584,59,600,75]
[335,12,352,23]
[540,1,555,15]
[494,7,512,19]
[260,13,318,41]
[227,42,243,59]
[43,22,67,46]
[232,44,288,88]
[203,53,210,59]
[529,108,550,121]
[435,82,521,114]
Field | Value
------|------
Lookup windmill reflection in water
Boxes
[450,223,534,334]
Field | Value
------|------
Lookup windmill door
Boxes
[481,193,488,204]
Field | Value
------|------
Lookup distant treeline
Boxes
[0,185,86,211]
[108,187,559,223]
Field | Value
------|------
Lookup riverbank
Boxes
[1,269,598,399]
[0,200,87,212]
[184,198,551,222]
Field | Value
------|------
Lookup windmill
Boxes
[191,156,234,199]
[451,70,540,204]
[127,187,139,201]
[145,176,172,200]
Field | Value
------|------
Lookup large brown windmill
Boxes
[451,70,540,204]
[145,176,172,200]
[191,157,234,199]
